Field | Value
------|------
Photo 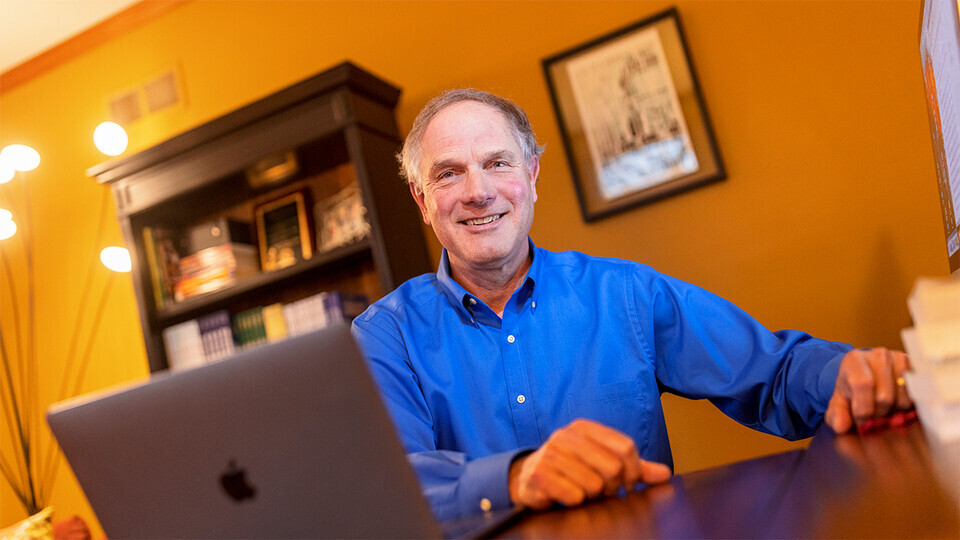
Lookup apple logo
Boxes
[220,459,257,502]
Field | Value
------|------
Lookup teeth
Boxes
[464,215,501,226]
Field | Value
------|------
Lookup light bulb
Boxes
[0,144,40,172]
[0,218,16,240]
[100,246,132,272]
[0,209,11,221]
[93,122,128,156]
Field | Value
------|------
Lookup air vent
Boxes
[105,66,185,126]
[109,90,142,125]
[144,70,180,113]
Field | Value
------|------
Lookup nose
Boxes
[461,168,496,207]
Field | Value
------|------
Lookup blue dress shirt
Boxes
[351,241,850,521]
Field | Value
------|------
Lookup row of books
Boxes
[143,218,257,309]
[161,291,369,371]
[174,243,259,302]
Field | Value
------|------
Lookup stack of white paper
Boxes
[901,276,960,442]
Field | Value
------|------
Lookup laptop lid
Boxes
[47,323,441,539]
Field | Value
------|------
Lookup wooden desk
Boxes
[497,422,959,538]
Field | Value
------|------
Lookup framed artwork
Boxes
[315,182,371,253]
[543,7,725,222]
[254,190,312,271]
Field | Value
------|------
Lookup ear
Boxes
[409,181,431,225]
[527,156,540,203]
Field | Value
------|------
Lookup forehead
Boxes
[420,101,518,163]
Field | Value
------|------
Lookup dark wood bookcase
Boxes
[89,63,430,373]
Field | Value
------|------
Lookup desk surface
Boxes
[496,422,959,538]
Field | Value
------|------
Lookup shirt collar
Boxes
[436,238,541,324]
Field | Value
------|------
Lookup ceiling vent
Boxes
[107,66,184,125]
[109,89,142,125]
[144,70,180,113]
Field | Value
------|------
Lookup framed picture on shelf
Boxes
[315,183,371,253]
[543,7,725,222]
[254,190,312,271]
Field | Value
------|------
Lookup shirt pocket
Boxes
[565,379,648,453]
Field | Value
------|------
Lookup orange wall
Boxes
[0,0,944,533]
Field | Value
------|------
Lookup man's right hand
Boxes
[508,418,672,510]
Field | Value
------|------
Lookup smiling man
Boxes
[350,89,912,522]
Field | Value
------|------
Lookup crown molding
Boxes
[0,0,190,94]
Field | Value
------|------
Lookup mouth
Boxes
[461,213,504,226]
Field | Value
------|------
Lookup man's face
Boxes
[412,100,539,276]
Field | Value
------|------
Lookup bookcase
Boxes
[89,62,431,373]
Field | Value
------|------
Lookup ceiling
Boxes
[0,0,140,75]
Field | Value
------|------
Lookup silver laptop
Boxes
[47,323,506,539]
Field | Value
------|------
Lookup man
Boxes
[351,89,912,521]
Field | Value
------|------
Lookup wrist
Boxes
[508,452,532,504]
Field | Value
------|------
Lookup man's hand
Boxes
[508,419,672,510]
[825,348,913,434]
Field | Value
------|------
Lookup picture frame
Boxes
[315,182,371,253]
[254,190,312,271]
[543,7,725,222]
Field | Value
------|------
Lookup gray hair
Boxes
[397,89,545,191]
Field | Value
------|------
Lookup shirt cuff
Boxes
[457,448,531,516]
[816,351,844,408]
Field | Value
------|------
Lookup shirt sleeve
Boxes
[632,267,850,439]
[351,313,525,521]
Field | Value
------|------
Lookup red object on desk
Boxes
[856,409,919,436]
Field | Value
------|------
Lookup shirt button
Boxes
[517,394,526,404]
[480,498,492,512]
[507,335,516,343]
[469,298,477,306]
[532,301,537,308]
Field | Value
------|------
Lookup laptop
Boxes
[47,323,521,539]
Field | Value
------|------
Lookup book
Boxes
[262,303,288,342]
[232,307,267,348]
[198,310,235,362]
[142,226,182,308]
[142,227,164,308]
[161,319,205,371]
[174,243,259,302]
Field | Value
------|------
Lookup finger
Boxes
[570,419,641,486]
[516,483,553,511]
[826,391,853,433]
[866,348,895,418]
[517,449,593,507]
[538,469,591,507]
[521,437,604,505]
[639,459,672,484]
[541,442,608,500]
[846,350,877,423]
[892,351,913,411]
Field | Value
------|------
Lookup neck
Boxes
[450,251,531,318]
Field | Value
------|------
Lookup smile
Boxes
[462,214,503,226]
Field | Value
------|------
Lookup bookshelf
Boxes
[89,62,431,372]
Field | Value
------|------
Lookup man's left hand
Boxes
[825,348,913,433]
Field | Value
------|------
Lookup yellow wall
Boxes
[0,0,944,533]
